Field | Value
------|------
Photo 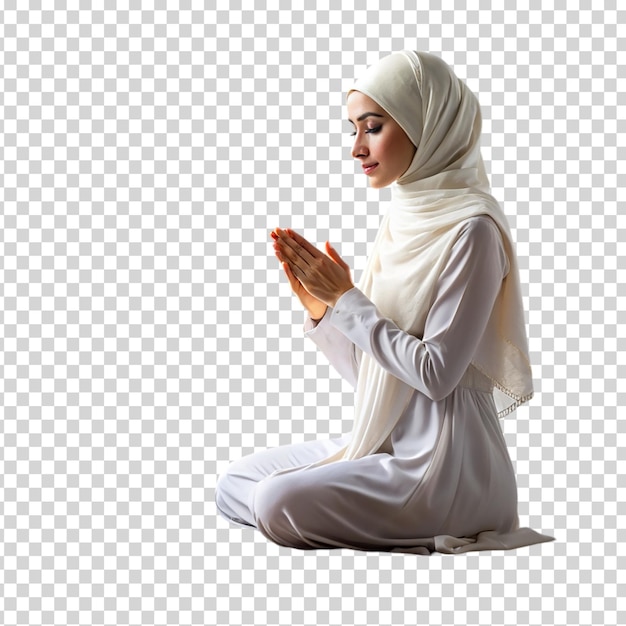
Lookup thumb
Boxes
[325,241,350,271]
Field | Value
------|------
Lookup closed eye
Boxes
[349,126,382,137]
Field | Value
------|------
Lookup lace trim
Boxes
[469,360,534,419]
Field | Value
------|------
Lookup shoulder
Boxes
[458,214,502,242]
[454,215,510,276]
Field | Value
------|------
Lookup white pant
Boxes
[215,436,349,532]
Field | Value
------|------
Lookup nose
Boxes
[351,132,368,160]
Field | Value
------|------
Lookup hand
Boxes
[271,228,354,309]
[271,230,327,319]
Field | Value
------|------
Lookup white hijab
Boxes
[331,51,534,461]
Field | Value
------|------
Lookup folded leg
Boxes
[215,435,349,528]
[250,453,412,550]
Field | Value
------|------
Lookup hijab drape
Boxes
[331,50,534,462]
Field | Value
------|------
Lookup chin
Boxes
[369,178,390,189]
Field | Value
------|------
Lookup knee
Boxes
[214,469,229,511]
[214,467,235,519]
[252,475,286,529]
[253,475,312,548]
[214,459,256,526]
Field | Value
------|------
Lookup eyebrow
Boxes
[348,112,385,124]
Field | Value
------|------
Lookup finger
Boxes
[283,228,323,261]
[273,243,285,263]
[282,262,300,290]
[275,240,309,276]
[325,241,351,272]
[272,231,291,263]
[277,232,317,267]
[286,258,307,283]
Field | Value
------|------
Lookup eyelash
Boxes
[349,126,382,137]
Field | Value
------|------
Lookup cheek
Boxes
[399,135,416,169]
[405,143,417,168]
[375,134,395,161]
[386,129,413,163]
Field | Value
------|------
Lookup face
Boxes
[347,91,416,188]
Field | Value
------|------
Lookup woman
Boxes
[215,51,554,554]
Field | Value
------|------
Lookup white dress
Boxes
[216,216,554,554]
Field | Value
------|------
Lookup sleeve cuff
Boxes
[303,287,377,337]
[329,287,380,334]
[303,306,332,335]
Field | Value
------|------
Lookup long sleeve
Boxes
[328,216,510,402]
[303,307,362,389]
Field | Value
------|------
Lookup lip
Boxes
[362,163,379,175]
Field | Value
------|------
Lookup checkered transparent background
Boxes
[0,2,623,625]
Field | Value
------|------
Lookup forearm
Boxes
[328,289,453,399]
